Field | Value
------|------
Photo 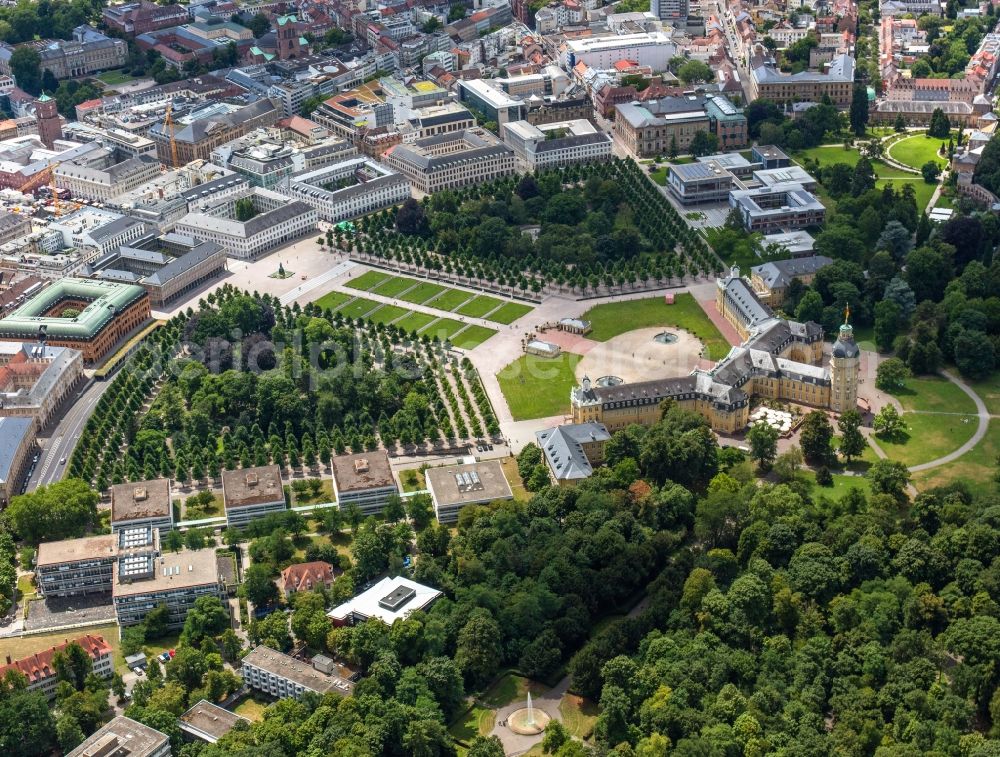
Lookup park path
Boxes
[907,370,989,473]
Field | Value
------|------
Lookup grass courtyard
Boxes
[887,133,950,170]
[97,69,138,86]
[581,293,730,360]
[497,353,583,420]
[346,270,533,325]
[794,145,937,211]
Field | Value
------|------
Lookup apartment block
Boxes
[110,478,173,533]
[0,634,112,700]
[241,645,355,698]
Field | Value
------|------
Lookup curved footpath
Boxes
[907,370,989,473]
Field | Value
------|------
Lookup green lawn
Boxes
[497,352,583,420]
[847,325,877,352]
[234,693,271,722]
[366,304,410,325]
[451,325,497,349]
[488,302,533,325]
[372,275,420,298]
[346,270,390,291]
[892,375,977,415]
[143,632,181,661]
[559,695,599,739]
[794,146,937,211]
[4,624,125,671]
[394,312,437,334]
[888,133,949,169]
[649,167,668,185]
[876,412,978,467]
[480,674,546,707]
[457,294,505,318]
[312,291,354,311]
[400,282,447,304]
[804,471,873,500]
[912,420,999,499]
[421,318,468,341]
[398,468,425,492]
[581,293,730,360]
[969,373,1000,416]
[500,458,530,502]
[428,288,475,312]
[448,706,496,743]
[97,69,137,86]
[337,297,383,320]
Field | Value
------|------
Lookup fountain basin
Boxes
[507,707,550,735]
[654,332,678,344]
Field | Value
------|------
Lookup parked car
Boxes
[157,652,170,664]
[132,667,143,676]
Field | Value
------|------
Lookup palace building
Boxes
[570,267,860,433]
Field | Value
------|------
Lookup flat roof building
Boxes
[281,157,411,223]
[35,533,117,597]
[382,129,516,194]
[111,478,173,533]
[0,415,36,507]
[425,460,513,523]
[67,716,170,757]
[330,451,398,517]
[221,465,286,527]
[501,119,612,171]
[241,645,355,699]
[179,700,249,744]
[328,575,443,626]
[113,545,224,628]
[729,182,826,233]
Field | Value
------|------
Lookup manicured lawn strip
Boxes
[400,281,448,304]
[582,293,729,360]
[345,270,391,291]
[451,325,497,349]
[4,624,124,670]
[427,288,475,312]
[337,297,383,320]
[394,312,437,333]
[366,304,411,325]
[448,706,496,743]
[497,352,583,420]
[421,318,467,341]
[888,133,949,169]
[559,694,599,739]
[98,69,136,86]
[456,294,506,318]
[488,301,533,325]
[499,457,530,501]
[371,275,419,298]
[480,674,546,708]
[650,167,668,185]
[876,411,978,467]
[912,420,999,498]
[891,375,977,415]
[312,291,354,311]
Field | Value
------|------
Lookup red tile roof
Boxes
[0,634,111,685]
[281,561,337,593]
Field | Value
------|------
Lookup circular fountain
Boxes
[654,331,679,344]
[507,693,551,735]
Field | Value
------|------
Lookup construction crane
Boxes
[48,161,62,217]
[164,103,179,169]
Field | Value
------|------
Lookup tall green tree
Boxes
[849,84,869,136]
[799,411,833,465]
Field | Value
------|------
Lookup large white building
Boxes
[175,187,317,260]
[560,32,677,71]
[282,158,411,222]
[383,129,516,193]
[0,341,84,428]
[501,119,612,170]
[328,576,443,626]
[54,154,161,202]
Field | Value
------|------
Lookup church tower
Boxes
[829,306,860,413]
[35,94,62,149]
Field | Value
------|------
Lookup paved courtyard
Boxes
[24,593,116,632]
[574,327,705,384]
